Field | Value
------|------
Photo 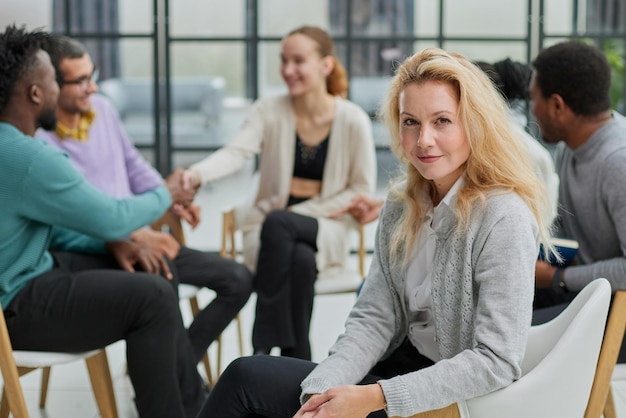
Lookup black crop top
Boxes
[292,133,329,181]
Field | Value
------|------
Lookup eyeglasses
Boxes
[61,67,99,90]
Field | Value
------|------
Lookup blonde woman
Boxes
[196,47,555,418]
[184,26,376,359]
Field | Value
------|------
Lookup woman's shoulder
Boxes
[481,191,534,221]
[254,94,291,109]
[335,97,370,121]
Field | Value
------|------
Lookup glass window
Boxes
[170,42,247,147]
[443,41,528,63]
[119,0,153,33]
[542,0,574,34]
[414,1,440,38]
[170,0,246,37]
[349,40,410,76]
[259,0,331,36]
[170,42,246,98]
[2,0,51,30]
[258,41,286,97]
[349,0,414,36]
[444,0,528,37]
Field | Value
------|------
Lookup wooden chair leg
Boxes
[0,358,29,417]
[201,353,214,387]
[410,403,461,418]
[604,386,617,418]
[236,314,244,356]
[39,366,51,408]
[217,334,223,377]
[189,296,215,385]
[85,349,118,418]
[0,389,13,418]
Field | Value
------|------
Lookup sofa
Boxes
[98,77,226,147]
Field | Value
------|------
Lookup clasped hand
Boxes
[293,384,385,418]
[105,239,173,279]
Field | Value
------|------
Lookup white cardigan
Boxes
[189,95,377,274]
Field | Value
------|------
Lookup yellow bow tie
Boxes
[55,109,96,141]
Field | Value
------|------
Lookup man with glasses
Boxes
[36,34,254,369]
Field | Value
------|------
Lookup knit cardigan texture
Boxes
[300,190,539,416]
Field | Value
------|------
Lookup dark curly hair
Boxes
[475,58,532,104]
[0,25,50,113]
[532,40,611,116]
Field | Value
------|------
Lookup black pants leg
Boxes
[252,210,318,359]
[6,252,204,418]
[197,340,434,418]
[174,246,253,362]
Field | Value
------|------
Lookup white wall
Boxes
[0,0,51,30]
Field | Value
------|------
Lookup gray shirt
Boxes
[555,112,626,291]
[300,189,539,417]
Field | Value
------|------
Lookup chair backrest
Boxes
[0,304,30,417]
[458,278,611,418]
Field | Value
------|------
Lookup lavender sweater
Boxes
[36,94,163,198]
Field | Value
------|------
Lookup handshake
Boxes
[165,169,199,208]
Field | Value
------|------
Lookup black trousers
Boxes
[252,210,318,360]
[197,338,435,417]
[173,246,253,362]
[5,252,205,418]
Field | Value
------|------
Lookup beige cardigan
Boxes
[189,95,377,275]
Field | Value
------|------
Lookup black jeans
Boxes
[197,338,434,417]
[173,246,253,362]
[252,210,319,360]
[5,252,205,418]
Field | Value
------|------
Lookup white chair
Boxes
[0,305,118,418]
[410,278,611,418]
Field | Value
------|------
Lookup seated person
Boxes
[475,58,559,223]
[196,47,556,417]
[182,26,377,360]
[36,34,253,364]
[529,41,626,361]
[0,25,205,418]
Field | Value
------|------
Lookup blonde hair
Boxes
[286,26,349,97]
[380,48,554,264]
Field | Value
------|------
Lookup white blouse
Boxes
[405,178,463,362]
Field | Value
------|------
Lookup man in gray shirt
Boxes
[530,40,626,359]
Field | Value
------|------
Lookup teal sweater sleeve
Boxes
[49,226,107,254]
[0,124,172,309]
[19,144,171,241]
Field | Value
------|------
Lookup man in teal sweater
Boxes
[0,25,205,417]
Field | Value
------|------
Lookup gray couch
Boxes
[98,77,226,146]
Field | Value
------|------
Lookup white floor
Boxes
[5,160,626,417]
